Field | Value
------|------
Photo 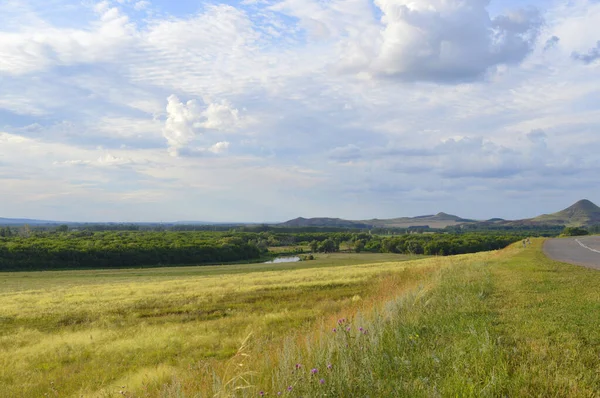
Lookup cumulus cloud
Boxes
[163,95,203,156]
[163,95,242,156]
[349,0,543,82]
[572,41,600,64]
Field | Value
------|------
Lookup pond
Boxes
[263,256,301,264]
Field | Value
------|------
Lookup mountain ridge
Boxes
[279,199,600,229]
[2,199,599,228]
[279,212,476,229]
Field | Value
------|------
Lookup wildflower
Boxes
[295,363,302,370]
[332,328,337,333]
[311,368,318,375]
[359,327,363,332]
[259,392,265,396]
[327,363,332,370]
[319,379,325,384]
[346,327,351,331]
[338,318,346,325]
[277,393,282,396]
[287,386,293,391]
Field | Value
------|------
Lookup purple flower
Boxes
[287,386,293,391]
[346,327,351,331]
[338,318,345,325]
[295,363,302,370]
[327,363,332,370]
[259,392,265,396]
[319,379,325,385]
[332,328,337,333]
[359,327,364,332]
[311,368,318,375]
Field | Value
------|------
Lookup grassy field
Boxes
[1,243,599,397]
[0,252,421,397]
[251,240,600,397]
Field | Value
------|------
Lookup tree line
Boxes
[0,231,263,271]
[302,233,525,255]
[0,226,570,271]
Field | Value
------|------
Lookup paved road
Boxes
[543,236,600,270]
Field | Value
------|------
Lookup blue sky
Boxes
[1,0,600,222]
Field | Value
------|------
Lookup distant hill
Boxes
[0,217,61,226]
[363,212,475,229]
[531,199,600,226]
[278,217,372,229]
[279,212,475,229]
[279,201,600,229]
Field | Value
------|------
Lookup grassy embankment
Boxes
[0,252,422,397]
[248,239,600,397]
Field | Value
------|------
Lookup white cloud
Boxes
[163,95,243,156]
[209,141,231,154]
[201,101,240,131]
[0,4,135,75]
[163,95,203,156]
[95,153,134,166]
[364,0,543,81]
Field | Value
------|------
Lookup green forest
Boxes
[0,226,535,271]
[0,230,262,271]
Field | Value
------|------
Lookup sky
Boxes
[1,0,599,222]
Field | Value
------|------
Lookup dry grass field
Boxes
[0,252,422,397]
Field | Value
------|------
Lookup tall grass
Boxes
[251,255,505,397]
[245,240,599,397]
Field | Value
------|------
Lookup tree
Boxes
[562,227,589,236]
[354,239,365,253]
[56,225,69,233]
[317,238,339,253]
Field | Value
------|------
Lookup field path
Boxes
[543,236,600,270]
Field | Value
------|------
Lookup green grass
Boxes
[250,240,600,397]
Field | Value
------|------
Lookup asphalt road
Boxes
[543,236,600,270]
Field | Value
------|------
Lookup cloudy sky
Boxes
[1,0,599,222]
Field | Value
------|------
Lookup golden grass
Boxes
[0,253,431,397]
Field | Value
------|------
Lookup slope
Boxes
[532,199,600,226]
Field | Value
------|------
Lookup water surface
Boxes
[263,256,301,264]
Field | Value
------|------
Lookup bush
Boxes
[562,227,589,236]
